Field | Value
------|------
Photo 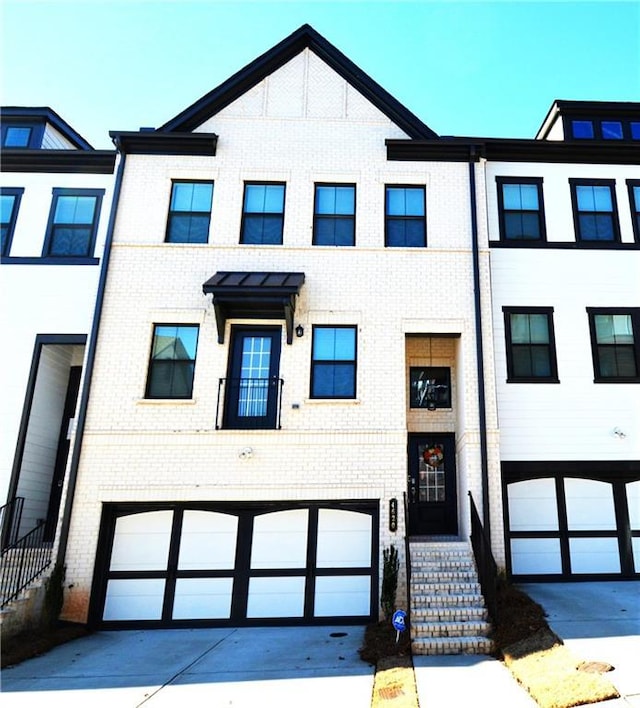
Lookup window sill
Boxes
[506,378,560,384]
[136,397,197,405]
[1,255,100,265]
[592,378,640,384]
[304,398,361,404]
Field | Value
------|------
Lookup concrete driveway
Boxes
[1,625,374,708]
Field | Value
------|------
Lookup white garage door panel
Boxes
[633,538,640,571]
[569,538,621,573]
[172,579,233,620]
[110,510,173,571]
[316,509,372,568]
[251,509,308,569]
[178,511,238,570]
[565,479,616,531]
[103,579,165,621]
[246,577,306,618]
[507,479,558,531]
[314,576,370,616]
[627,481,640,528]
[510,538,562,575]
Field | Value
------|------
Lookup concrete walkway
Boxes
[1,626,374,707]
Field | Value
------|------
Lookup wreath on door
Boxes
[423,445,444,467]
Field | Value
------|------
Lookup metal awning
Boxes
[202,271,305,344]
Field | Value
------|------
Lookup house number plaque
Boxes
[389,498,398,532]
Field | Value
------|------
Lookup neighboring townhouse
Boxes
[0,108,117,554]
[59,25,500,643]
[486,101,640,580]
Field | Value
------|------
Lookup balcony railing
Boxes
[468,491,498,622]
[1,521,53,608]
[216,377,284,430]
[0,496,24,551]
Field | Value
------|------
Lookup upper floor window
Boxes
[496,178,546,241]
[145,324,199,398]
[241,183,285,245]
[165,181,213,244]
[503,307,559,383]
[627,180,640,242]
[569,180,620,243]
[3,126,33,147]
[385,186,426,247]
[313,184,355,246]
[42,188,103,257]
[587,309,639,382]
[311,326,357,398]
[1,187,24,257]
[570,118,640,141]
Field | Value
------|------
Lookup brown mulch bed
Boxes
[1,622,91,669]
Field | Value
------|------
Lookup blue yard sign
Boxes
[392,609,407,634]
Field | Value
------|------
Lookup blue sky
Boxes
[2,1,639,148]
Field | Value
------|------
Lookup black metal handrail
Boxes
[403,491,412,629]
[1,521,53,608]
[216,377,284,430]
[0,496,24,551]
[468,491,498,622]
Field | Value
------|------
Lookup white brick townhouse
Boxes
[58,25,500,630]
[0,108,116,554]
[48,28,639,634]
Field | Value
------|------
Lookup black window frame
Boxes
[310,325,357,399]
[312,183,356,246]
[240,181,286,245]
[568,117,640,142]
[587,308,640,383]
[569,179,620,244]
[1,121,44,148]
[503,307,559,383]
[1,187,24,257]
[384,185,426,248]
[145,323,200,399]
[627,179,640,243]
[165,180,214,244]
[496,177,547,243]
[42,188,104,258]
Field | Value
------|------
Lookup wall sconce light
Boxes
[295,324,304,338]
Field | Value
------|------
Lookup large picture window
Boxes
[145,325,199,399]
[165,181,213,243]
[42,188,103,257]
[496,177,546,241]
[503,307,559,383]
[587,309,639,382]
[385,186,426,247]
[241,183,285,245]
[569,179,620,243]
[311,326,357,398]
[313,184,355,246]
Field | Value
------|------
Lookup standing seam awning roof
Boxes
[202,271,305,344]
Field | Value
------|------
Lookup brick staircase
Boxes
[409,539,494,655]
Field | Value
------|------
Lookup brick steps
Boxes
[409,540,494,655]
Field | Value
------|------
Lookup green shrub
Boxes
[381,545,399,621]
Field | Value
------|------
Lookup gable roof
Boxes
[159,24,437,140]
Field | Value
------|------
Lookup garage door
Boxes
[90,501,378,628]
[503,462,640,580]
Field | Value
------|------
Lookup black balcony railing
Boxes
[468,491,498,622]
[1,521,53,608]
[0,496,24,552]
[216,377,284,430]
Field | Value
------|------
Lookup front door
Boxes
[407,433,457,536]
[224,327,282,429]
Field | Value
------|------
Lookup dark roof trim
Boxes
[1,107,94,149]
[202,271,305,345]
[386,138,640,165]
[537,100,640,140]
[110,131,218,156]
[159,24,437,140]
[1,149,116,173]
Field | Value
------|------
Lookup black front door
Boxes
[407,433,457,536]
[224,327,282,429]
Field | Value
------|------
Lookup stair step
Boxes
[411,559,476,569]
[411,570,478,581]
[411,606,488,621]
[411,582,481,594]
[411,592,486,608]
[411,620,492,638]
[412,636,495,656]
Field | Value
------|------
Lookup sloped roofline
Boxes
[159,24,438,140]
[1,106,94,149]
